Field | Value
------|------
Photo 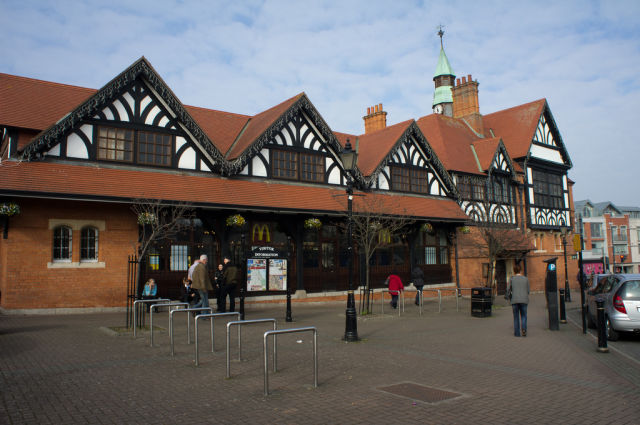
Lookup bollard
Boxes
[596,297,609,353]
[559,289,567,324]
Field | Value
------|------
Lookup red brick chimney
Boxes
[452,75,484,135]
[363,103,387,134]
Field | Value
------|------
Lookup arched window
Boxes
[53,226,72,261]
[81,226,99,261]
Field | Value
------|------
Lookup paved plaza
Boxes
[1,293,639,424]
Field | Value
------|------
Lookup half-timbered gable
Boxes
[363,122,456,197]
[19,57,225,173]
[484,99,572,229]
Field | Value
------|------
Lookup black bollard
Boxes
[596,296,609,353]
[544,258,559,330]
[559,289,567,324]
[286,286,293,322]
[239,287,245,320]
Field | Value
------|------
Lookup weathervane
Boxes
[437,25,445,48]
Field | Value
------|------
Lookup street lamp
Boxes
[341,139,359,342]
[561,227,571,302]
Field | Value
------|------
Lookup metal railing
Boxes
[194,312,241,366]
[438,288,460,311]
[263,327,318,396]
[132,298,170,338]
[420,288,442,313]
[226,319,277,377]
[380,289,403,316]
[169,307,213,356]
[148,302,188,346]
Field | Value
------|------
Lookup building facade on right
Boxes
[576,200,640,274]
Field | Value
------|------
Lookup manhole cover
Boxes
[377,382,462,404]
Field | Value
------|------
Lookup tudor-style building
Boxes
[0,37,579,312]
[0,58,468,311]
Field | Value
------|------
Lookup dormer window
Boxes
[97,126,172,167]
[391,166,428,194]
[272,149,324,183]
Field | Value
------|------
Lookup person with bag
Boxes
[506,263,530,337]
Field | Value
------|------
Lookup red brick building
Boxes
[0,43,578,312]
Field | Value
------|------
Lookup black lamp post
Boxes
[341,139,359,342]
[561,228,571,302]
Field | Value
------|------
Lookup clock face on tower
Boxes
[433,104,444,114]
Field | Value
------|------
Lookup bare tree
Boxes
[130,199,194,297]
[340,193,414,313]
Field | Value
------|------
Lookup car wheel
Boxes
[586,307,596,329]
[606,317,619,341]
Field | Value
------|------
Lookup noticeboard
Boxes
[246,246,287,292]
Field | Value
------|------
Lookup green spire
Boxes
[433,46,454,78]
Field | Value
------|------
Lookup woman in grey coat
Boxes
[506,264,530,337]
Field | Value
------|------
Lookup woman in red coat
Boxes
[387,272,404,309]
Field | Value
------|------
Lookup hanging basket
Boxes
[0,202,20,217]
[304,218,322,229]
[226,214,246,227]
[137,212,157,225]
[460,226,471,234]
[421,223,434,234]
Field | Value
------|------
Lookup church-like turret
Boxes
[432,27,455,117]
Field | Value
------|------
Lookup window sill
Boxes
[47,262,106,269]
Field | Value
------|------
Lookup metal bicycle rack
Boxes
[169,307,212,356]
[263,327,318,396]
[225,318,277,377]
[148,302,188,346]
[193,312,241,366]
[132,298,170,338]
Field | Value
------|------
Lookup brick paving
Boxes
[1,294,639,424]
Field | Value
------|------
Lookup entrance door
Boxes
[496,260,507,295]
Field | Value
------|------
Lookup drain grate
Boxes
[377,382,462,404]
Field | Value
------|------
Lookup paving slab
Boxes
[1,294,639,424]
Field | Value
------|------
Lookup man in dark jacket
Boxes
[219,256,240,312]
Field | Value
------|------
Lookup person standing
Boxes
[507,263,530,337]
[220,256,239,312]
[411,265,424,306]
[191,254,213,309]
[214,263,225,312]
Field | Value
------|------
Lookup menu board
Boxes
[247,258,267,291]
[268,259,287,291]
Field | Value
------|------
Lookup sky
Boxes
[1,0,640,206]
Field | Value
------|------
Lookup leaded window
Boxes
[97,127,133,162]
[272,149,325,182]
[53,226,72,261]
[80,226,98,261]
[138,131,171,166]
[533,170,564,209]
[391,166,428,193]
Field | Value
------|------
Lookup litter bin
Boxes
[471,287,492,317]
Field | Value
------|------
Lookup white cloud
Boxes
[1,0,639,205]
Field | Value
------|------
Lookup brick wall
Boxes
[0,198,137,310]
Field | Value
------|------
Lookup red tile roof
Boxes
[0,73,96,148]
[225,93,304,160]
[0,161,467,221]
[471,138,501,172]
[355,120,414,176]
[184,105,249,155]
[416,114,480,174]
[483,99,545,159]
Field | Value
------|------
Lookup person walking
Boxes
[387,272,404,309]
[191,254,213,309]
[220,256,239,312]
[411,265,424,306]
[507,263,530,337]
